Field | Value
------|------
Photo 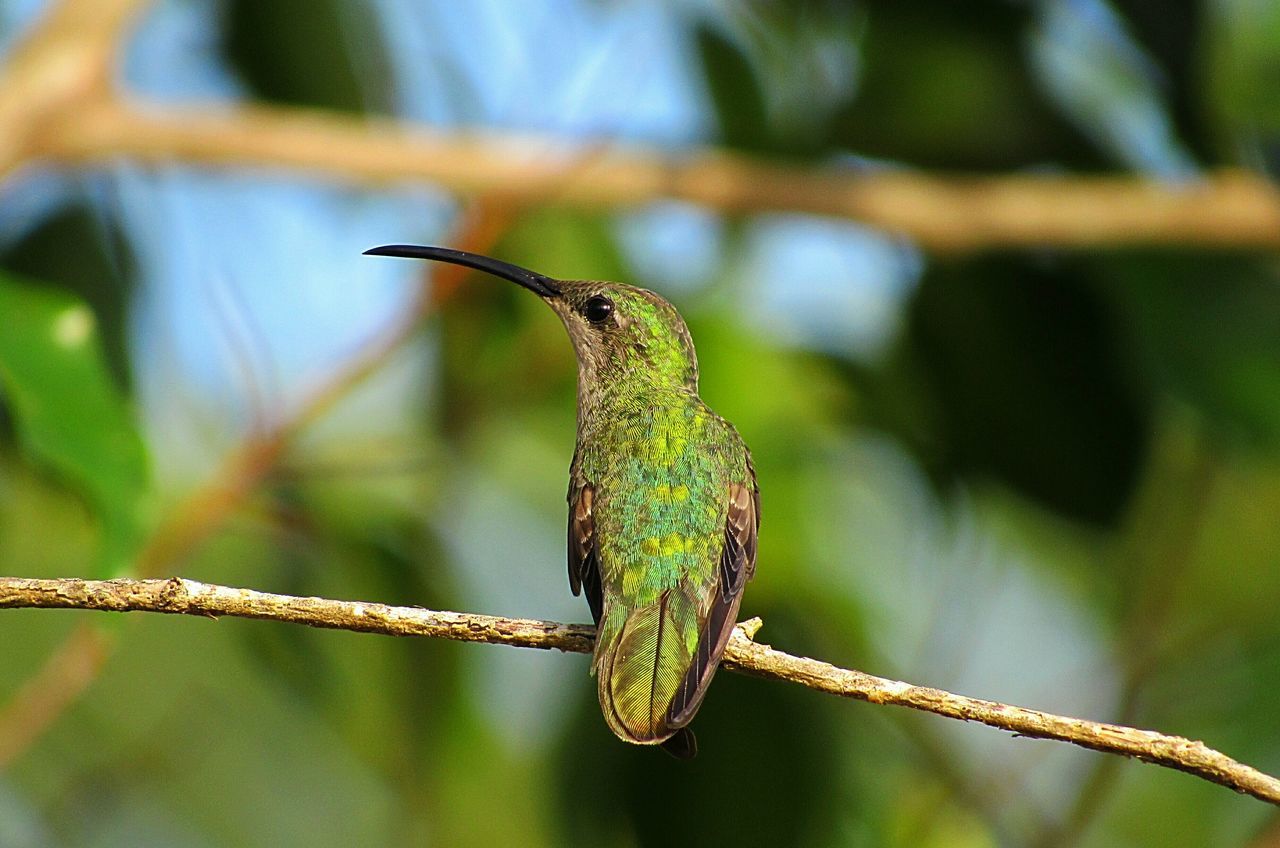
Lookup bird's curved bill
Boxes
[363,244,561,298]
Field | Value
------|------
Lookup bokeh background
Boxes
[2,0,1279,845]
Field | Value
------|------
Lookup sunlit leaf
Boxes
[0,272,149,576]
[0,202,136,390]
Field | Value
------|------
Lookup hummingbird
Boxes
[365,245,759,758]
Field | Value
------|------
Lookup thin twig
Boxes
[1,575,1277,807]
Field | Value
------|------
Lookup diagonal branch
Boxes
[2,575,1277,807]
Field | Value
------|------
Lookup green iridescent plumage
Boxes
[560,285,757,751]
[364,245,759,757]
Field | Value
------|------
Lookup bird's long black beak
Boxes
[364,244,561,298]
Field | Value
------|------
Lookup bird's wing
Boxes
[666,458,760,728]
[568,472,603,625]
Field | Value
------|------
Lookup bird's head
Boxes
[365,245,699,391]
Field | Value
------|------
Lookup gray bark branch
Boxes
[2,575,1277,806]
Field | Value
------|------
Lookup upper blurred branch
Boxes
[0,0,149,176]
[2,575,1278,807]
[43,100,1280,252]
[2,0,1280,251]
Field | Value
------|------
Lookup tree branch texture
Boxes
[3,0,1280,250]
[42,100,1280,252]
[2,0,1280,252]
[3,575,1278,807]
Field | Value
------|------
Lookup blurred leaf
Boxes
[1204,0,1280,171]
[1,203,136,389]
[223,0,390,113]
[834,3,1100,169]
[505,208,631,283]
[897,255,1149,525]
[695,23,772,154]
[1175,453,1280,631]
[1028,0,1196,175]
[0,272,149,576]
[1104,252,1280,448]
[1109,0,1214,161]
[695,4,861,157]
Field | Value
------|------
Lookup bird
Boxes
[365,244,759,758]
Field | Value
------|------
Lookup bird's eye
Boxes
[582,295,614,325]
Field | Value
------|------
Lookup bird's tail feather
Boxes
[592,589,699,745]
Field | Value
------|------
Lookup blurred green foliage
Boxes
[1,1,1279,847]
[0,273,148,577]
